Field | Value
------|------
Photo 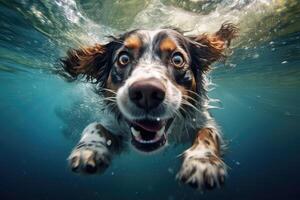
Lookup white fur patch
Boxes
[116,65,182,121]
[68,123,111,174]
[79,122,106,144]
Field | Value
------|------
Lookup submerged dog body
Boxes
[61,23,238,190]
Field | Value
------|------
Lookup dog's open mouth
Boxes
[129,119,170,152]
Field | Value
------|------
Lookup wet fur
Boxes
[60,23,238,190]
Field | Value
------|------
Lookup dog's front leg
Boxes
[68,122,121,174]
[177,127,227,190]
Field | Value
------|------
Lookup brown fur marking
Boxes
[160,37,177,52]
[191,23,238,71]
[124,35,142,50]
[195,128,220,155]
[60,43,108,83]
[105,74,119,96]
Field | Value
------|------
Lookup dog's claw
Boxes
[177,151,227,190]
[68,148,110,174]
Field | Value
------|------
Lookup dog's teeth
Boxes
[157,126,165,137]
[131,125,166,144]
[131,127,140,137]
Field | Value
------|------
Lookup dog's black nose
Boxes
[129,78,166,110]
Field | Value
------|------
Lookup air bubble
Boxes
[229,63,237,68]
[107,140,112,146]
[156,117,161,121]
[168,168,174,174]
[252,53,259,59]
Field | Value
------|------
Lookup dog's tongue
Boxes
[132,120,163,132]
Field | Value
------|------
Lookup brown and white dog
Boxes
[60,23,238,190]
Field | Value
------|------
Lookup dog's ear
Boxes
[189,23,238,71]
[59,43,112,85]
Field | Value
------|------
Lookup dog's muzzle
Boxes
[127,78,170,152]
[128,78,165,111]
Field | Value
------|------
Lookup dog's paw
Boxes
[176,151,227,190]
[68,145,111,174]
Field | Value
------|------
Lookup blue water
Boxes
[1,1,300,199]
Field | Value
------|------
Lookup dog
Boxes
[60,23,238,190]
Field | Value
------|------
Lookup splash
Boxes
[2,0,299,48]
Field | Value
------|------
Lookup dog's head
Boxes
[60,23,238,152]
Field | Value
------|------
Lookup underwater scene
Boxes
[0,0,300,199]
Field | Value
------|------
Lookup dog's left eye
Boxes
[171,53,185,68]
[118,53,130,67]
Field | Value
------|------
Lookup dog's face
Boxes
[61,24,237,152]
[110,29,197,152]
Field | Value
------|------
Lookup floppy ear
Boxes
[59,43,111,85]
[189,23,238,71]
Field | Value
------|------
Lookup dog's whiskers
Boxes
[185,89,203,99]
[181,99,202,114]
[162,102,182,120]
[182,94,198,103]
[101,88,117,95]
[103,96,117,100]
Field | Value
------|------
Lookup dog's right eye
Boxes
[171,52,185,69]
[118,53,130,67]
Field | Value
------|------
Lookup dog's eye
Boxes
[118,53,130,67]
[171,53,185,68]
